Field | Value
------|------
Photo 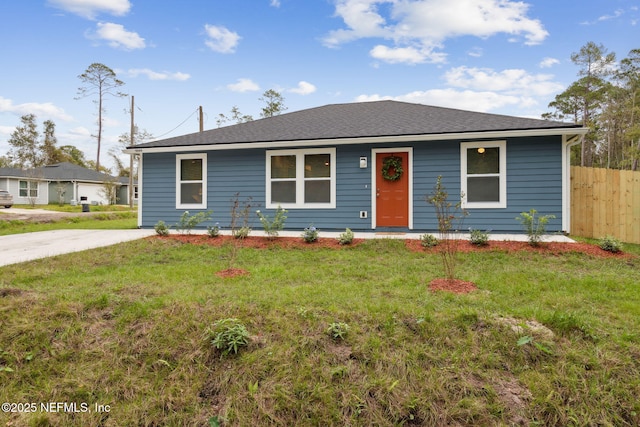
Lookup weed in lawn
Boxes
[209,318,251,356]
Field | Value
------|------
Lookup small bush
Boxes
[207,223,220,238]
[233,226,251,239]
[469,228,490,246]
[176,210,213,235]
[256,206,287,239]
[302,225,319,243]
[326,322,350,340]
[420,234,438,248]
[154,220,170,236]
[516,209,555,246]
[209,318,250,356]
[598,235,623,253]
[338,228,354,245]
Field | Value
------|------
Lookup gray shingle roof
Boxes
[133,100,581,149]
[0,162,118,182]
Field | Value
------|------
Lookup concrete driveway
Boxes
[0,229,156,267]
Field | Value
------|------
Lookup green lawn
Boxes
[0,210,137,236]
[1,236,639,426]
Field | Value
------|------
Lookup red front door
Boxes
[376,151,409,227]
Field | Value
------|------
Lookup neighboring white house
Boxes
[0,162,136,205]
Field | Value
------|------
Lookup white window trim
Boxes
[461,140,507,209]
[176,153,207,209]
[19,180,39,198]
[266,148,336,209]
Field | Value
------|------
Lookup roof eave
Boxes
[124,126,588,154]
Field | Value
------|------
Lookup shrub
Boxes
[302,225,319,243]
[338,228,354,245]
[256,206,287,239]
[233,226,251,239]
[154,220,170,236]
[420,234,438,248]
[426,176,468,279]
[516,209,555,246]
[229,193,253,238]
[469,228,490,246]
[209,318,250,356]
[326,322,350,340]
[176,210,213,235]
[599,235,623,253]
[207,223,220,238]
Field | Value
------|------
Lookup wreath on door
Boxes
[381,155,403,181]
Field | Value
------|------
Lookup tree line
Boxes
[544,42,640,170]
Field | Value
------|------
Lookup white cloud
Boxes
[324,0,548,64]
[289,81,317,95]
[93,22,145,50]
[227,78,260,92]
[0,96,73,121]
[204,24,241,53]
[539,57,560,68]
[47,0,131,20]
[444,66,563,97]
[270,0,281,7]
[355,65,565,114]
[125,69,190,81]
[370,45,446,64]
[467,47,483,58]
[356,89,524,113]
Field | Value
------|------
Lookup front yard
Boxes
[1,236,639,426]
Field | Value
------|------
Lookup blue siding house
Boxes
[127,101,586,233]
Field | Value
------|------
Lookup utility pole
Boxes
[129,95,135,209]
[199,106,203,132]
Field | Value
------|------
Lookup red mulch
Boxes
[156,234,634,283]
[405,239,634,259]
[428,278,478,294]
[156,234,365,250]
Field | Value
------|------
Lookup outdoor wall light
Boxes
[360,156,367,168]
[477,147,485,154]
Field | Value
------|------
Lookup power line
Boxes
[151,108,200,140]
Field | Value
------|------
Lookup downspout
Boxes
[562,134,582,234]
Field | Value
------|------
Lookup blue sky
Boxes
[0,0,638,170]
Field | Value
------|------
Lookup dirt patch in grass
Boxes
[215,268,250,278]
[0,287,26,297]
[428,278,478,294]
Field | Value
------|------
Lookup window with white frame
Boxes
[176,153,207,209]
[266,148,336,209]
[19,180,38,198]
[461,141,506,208]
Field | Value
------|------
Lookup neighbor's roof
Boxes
[132,100,584,150]
[0,162,119,183]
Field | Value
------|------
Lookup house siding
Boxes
[139,135,563,233]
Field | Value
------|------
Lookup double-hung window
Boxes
[266,148,336,209]
[461,141,506,208]
[176,153,207,209]
[19,180,38,198]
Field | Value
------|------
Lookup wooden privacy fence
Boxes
[571,166,640,244]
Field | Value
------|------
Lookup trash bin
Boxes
[80,196,90,212]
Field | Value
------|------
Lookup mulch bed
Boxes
[405,239,634,259]
[157,234,634,286]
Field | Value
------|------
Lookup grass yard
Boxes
[0,236,639,426]
[0,211,137,236]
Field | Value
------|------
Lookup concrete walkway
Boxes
[0,228,574,267]
[0,229,156,267]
